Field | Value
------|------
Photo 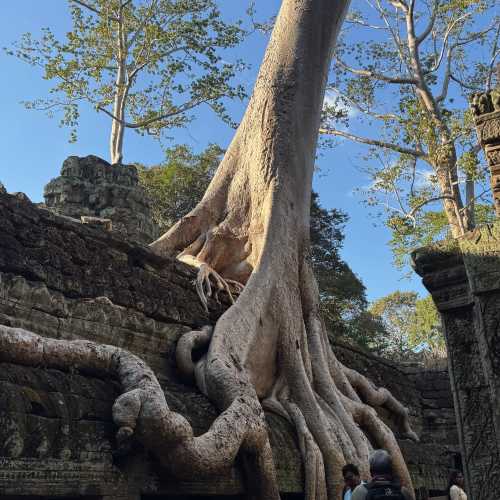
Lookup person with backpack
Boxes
[447,470,467,500]
[352,449,412,500]
[342,463,362,500]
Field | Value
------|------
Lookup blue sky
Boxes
[0,0,427,302]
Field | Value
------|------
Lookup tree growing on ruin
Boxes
[321,0,499,265]
[6,0,246,163]
[140,149,371,345]
[2,1,419,498]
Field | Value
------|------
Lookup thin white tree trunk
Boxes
[110,3,127,164]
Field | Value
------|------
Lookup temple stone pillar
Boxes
[471,86,500,214]
[412,235,500,500]
[43,155,159,244]
[412,87,500,499]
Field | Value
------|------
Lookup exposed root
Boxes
[341,364,419,442]
[282,400,328,500]
[178,254,244,312]
[176,325,213,382]
[0,0,421,497]
[0,325,279,499]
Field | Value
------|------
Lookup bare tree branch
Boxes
[325,87,401,122]
[344,18,388,30]
[426,13,471,74]
[97,94,225,129]
[416,0,439,45]
[407,195,457,218]
[486,23,500,90]
[336,58,417,84]
[437,25,498,101]
[319,127,427,158]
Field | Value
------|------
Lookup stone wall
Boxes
[412,229,500,500]
[0,191,459,499]
[409,87,500,500]
[43,155,159,244]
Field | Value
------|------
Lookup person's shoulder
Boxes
[351,483,368,500]
[401,486,413,500]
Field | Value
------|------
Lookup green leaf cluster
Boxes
[369,291,445,359]
[138,143,222,231]
[6,0,248,152]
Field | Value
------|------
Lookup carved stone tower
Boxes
[43,155,159,244]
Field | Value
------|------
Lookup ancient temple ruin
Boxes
[0,187,459,499]
[42,155,159,244]
[412,87,500,500]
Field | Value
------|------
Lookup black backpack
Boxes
[365,481,405,500]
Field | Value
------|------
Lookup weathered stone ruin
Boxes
[42,155,159,244]
[412,88,500,500]
[470,88,500,216]
[0,191,459,499]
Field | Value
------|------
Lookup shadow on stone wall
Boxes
[412,222,500,500]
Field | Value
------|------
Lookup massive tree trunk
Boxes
[1,1,417,498]
[150,0,417,498]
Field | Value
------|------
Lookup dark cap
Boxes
[369,450,393,475]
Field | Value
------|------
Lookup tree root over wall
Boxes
[1,0,418,498]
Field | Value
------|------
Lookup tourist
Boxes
[447,470,467,500]
[352,449,411,500]
[342,464,362,500]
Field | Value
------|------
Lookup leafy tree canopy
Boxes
[321,0,499,269]
[369,291,445,359]
[6,0,247,162]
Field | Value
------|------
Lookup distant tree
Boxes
[7,0,247,163]
[369,291,445,358]
[138,143,222,232]
[321,0,499,268]
[369,291,418,357]
[409,295,445,356]
[310,192,367,332]
[343,310,390,353]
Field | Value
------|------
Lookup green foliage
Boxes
[341,310,389,354]
[323,0,499,269]
[370,291,418,357]
[6,0,247,156]
[369,291,445,358]
[388,203,496,270]
[138,143,222,232]
[408,295,445,354]
[309,192,370,340]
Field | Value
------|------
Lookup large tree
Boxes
[321,0,499,264]
[3,1,418,498]
[149,0,417,496]
[7,0,246,163]
[139,149,370,342]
